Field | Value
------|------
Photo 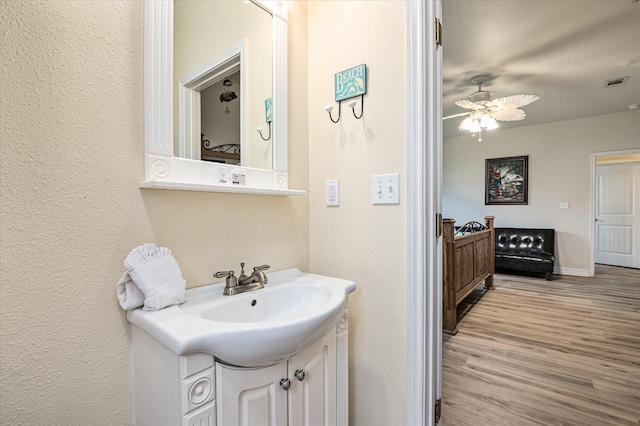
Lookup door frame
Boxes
[589,147,640,276]
[406,1,442,424]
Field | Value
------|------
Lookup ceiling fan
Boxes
[444,75,540,140]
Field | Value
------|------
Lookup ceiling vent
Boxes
[604,76,629,87]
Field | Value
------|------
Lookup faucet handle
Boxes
[214,270,235,279]
[216,270,238,295]
[253,264,270,272]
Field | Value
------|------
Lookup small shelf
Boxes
[139,180,307,196]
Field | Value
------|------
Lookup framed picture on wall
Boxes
[485,155,529,205]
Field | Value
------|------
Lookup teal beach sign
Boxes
[334,64,367,102]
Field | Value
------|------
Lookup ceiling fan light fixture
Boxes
[480,114,499,130]
[448,74,540,138]
[459,116,474,131]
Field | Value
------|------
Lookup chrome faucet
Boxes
[214,263,270,296]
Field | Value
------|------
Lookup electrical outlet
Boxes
[560,202,569,209]
[232,173,245,185]
[372,173,400,205]
[326,179,340,206]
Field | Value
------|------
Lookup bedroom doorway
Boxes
[590,149,640,273]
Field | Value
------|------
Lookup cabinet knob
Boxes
[294,369,306,381]
[279,378,291,390]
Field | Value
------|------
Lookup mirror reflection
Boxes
[173,0,273,169]
[200,72,241,164]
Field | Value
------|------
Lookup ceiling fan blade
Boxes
[443,112,471,120]
[491,108,526,121]
[489,94,540,109]
[454,99,485,110]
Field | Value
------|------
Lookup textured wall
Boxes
[443,110,640,274]
[307,2,407,425]
[0,1,309,424]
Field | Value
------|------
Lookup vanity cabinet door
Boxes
[216,361,288,426]
[289,334,337,426]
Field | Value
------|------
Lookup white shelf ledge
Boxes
[139,180,306,196]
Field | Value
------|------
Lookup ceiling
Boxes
[442,0,640,138]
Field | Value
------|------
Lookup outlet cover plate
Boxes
[326,179,340,206]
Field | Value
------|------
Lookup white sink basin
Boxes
[127,268,356,367]
[184,282,333,323]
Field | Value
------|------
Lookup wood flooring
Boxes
[441,265,640,426]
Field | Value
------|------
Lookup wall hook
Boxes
[325,102,342,123]
[256,122,271,141]
[347,94,364,119]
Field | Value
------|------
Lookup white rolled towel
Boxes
[116,272,145,310]
[116,244,186,311]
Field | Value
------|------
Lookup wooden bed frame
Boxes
[443,216,495,335]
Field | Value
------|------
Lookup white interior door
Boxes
[595,161,640,268]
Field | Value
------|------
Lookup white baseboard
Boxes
[554,267,590,277]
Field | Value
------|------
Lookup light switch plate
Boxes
[326,179,339,206]
[372,173,400,205]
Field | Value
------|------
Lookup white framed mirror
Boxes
[141,0,305,196]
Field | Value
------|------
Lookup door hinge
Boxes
[436,213,443,238]
[435,18,442,47]
[435,398,442,423]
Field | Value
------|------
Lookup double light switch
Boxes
[372,173,400,205]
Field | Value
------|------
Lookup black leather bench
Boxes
[494,228,555,280]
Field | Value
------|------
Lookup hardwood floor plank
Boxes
[441,265,640,426]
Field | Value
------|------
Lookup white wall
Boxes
[0,1,308,424]
[443,110,640,275]
[307,2,407,424]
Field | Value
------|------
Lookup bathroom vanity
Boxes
[128,269,355,426]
